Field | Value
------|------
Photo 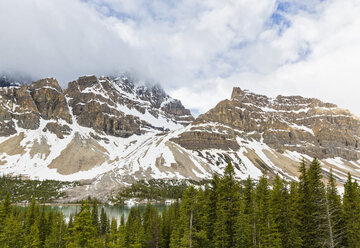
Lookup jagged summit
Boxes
[0,75,194,137]
[193,88,359,160]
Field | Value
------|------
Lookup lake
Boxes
[18,204,167,224]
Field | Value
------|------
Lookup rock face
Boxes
[177,87,360,161]
[0,75,193,139]
[29,78,72,123]
[65,75,194,137]
[0,84,40,135]
[65,76,143,138]
[171,127,240,151]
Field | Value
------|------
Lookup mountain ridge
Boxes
[1,75,360,201]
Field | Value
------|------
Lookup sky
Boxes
[0,0,360,117]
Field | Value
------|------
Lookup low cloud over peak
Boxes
[1,0,360,117]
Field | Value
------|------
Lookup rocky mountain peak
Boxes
[29,78,62,92]
[75,75,99,91]
[231,87,246,100]
[0,74,193,140]
[176,88,360,161]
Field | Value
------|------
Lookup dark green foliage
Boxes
[1,159,360,248]
[324,169,345,247]
[234,200,251,248]
[170,186,206,248]
[70,200,97,247]
[143,203,161,248]
[343,173,360,247]
[214,163,241,248]
[100,207,108,235]
[91,199,100,236]
[201,174,219,248]
[115,179,208,203]
[126,207,145,247]
[298,158,331,248]
[0,175,78,203]
[255,174,281,247]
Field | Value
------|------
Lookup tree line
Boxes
[1,158,360,247]
[114,179,206,204]
[0,175,78,203]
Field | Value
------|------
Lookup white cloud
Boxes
[0,0,360,117]
[172,0,360,117]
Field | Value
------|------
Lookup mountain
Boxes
[0,76,359,201]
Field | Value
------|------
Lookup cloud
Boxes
[1,0,360,117]
[0,0,139,83]
[172,0,360,117]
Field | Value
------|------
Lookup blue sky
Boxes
[1,0,360,117]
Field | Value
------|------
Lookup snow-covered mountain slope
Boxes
[1,77,360,200]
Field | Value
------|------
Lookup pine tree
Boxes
[299,158,327,247]
[170,186,198,248]
[0,193,11,219]
[44,213,67,248]
[255,174,281,248]
[107,217,118,247]
[234,199,251,248]
[0,214,24,248]
[26,197,40,234]
[243,176,256,247]
[38,206,48,247]
[270,175,302,248]
[285,182,302,248]
[270,175,285,242]
[143,203,161,248]
[91,199,100,236]
[160,207,169,248]
[161,202,179,248]
[192,188,210,248]
[202,174,219,248]
[298,159,311,247]
[214,163,241,248]
[343,173,360,247]
[25,220,41,248]
[0,193,11,233]
[118,214,127,248]
[70,200,96,247]
[324,169,345,247]
[126,207,145,248]
[100,207,108,235]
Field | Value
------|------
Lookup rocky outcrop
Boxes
[29,78,72,123]
[65,76,144,137]
[171,124,241,151]
[43,122,71,139]
[171,131,240,150]
[0,75,193,139]
[65,75,193,137]
[161,99,194,125]
[176,87,360,161]
[0,85,40,135]
[0,78,74,138]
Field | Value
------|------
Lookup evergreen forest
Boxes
[1,158,360,247]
